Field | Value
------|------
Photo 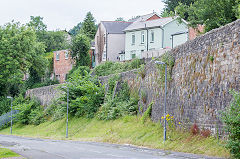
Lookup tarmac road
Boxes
[0,134,222,159]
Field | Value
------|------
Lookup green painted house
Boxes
[123,13,188,61]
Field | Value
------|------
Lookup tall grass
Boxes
[0,116,229,158]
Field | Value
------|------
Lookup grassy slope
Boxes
[0,116,229,158]
[0,147,20,158]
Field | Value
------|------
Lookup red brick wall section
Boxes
[189,25,205,40]
[53,50,73,84]
[146,15,161,21]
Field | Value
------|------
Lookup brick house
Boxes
[53,50,73,83]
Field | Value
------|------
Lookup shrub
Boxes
[28,108,45,125]
[60,70,104,118]
[67,66,90,80]
[221,90,240,159]
[190,123,199,135]
[93,59,145,77]
[14,96,44,125]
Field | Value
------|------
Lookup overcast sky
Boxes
[0,0,165,31]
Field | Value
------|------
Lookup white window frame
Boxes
[65,51,69,59]
[56,53,60,61]
[103,51,106,59]
[141,31,145,44]
[132,33,135,45]
[151,30,154,42]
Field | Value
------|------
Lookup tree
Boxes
[162,0,196,13]
[44,31,69,52]
[69,22,82,36]
[0,22,45,96]
[175,0,239,32]
[71,34,91,67]
[80,12,97,40]
[115,17,125,21]
[27,16,47,42]
[161,9,175,17]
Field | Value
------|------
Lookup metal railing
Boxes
[0,110,19,128]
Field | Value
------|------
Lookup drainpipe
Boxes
[160,26,164,48]
[145,24,149,51]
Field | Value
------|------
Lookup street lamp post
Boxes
[62,86,69,138]
[7,96,13,135]
[155,61,167,142]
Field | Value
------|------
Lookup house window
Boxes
[141,31,145,44]
[151,31,154,42]
[132,33,135,45]
[65,51,69,59]
[103,51,106,59]
[56,75,60,81]
[56,53,60,61]
[131,50,136,59]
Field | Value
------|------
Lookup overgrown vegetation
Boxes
[93,58,144,76]
[156,52,175,87]
[60,68,104,118]
[13,95,45,125]
[97,75,138,120]
[221,90,240,159]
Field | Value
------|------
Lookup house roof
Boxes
[101,21,132,34]
[124,16,177,31]
[134,12,161,22]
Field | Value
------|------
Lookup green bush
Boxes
[13,96,44,125]
[93,59,144,76]
[28,108,45,125]
[221,90,240,159]
[67,66,90,80]
[60,70,104,118]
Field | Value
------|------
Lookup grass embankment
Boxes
[0,116,229,158]
[0,147,20,158]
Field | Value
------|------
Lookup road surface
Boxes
[0,135,221,159]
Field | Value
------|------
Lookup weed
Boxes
[190,123,199,135]
[200,128,211,138]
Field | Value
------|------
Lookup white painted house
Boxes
[123,13,188,61]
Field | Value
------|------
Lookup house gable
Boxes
[146,14,161,21]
